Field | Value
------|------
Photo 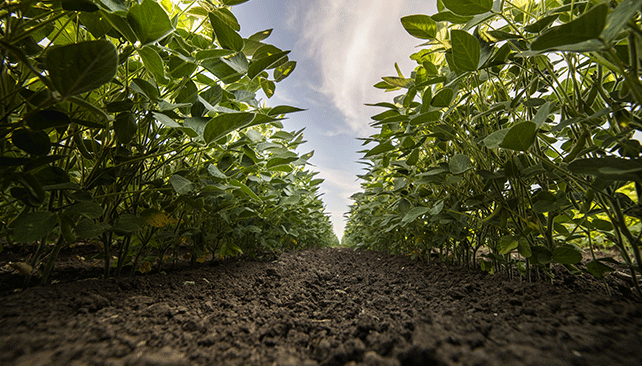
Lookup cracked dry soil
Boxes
[1,247,642,366]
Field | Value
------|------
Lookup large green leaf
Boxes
[274,61,296,82]
[266,156,299,168]
[208,164,227,179]
[201,54,248,84]
[449,154,472,175]
[209,11,244,51]
[431,11,473,24]
[498,236,518,255]
[451,30,480,71]
[12,128,51,156]
[230,179,262,202]
[25,110,71,130]
[402,207,431,224]
[601,0,642,43]
[401,15,437,40]
[442,0,492,16]
[552,245,583,264]
[531,4,608,52]
[586,260,615,279]
[248,50,290,80]
[500,122,537,151]
[483,129,509,148]
[127,0,174,45]
[203,112,255,143]
[66,202,104,219]
[114,112,137,144]
[169,175,194,195]
[431,88,454,108]
[12,211,57,243]
[364,141,395,157]
[138,46,169,84]
[568,157,642,181]
[46,40,117,98]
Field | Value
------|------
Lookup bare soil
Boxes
[1,247,641,366]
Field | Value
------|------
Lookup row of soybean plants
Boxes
[0,0,338,283]
[343,0,642,295]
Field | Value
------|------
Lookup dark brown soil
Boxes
[1,247,641,366]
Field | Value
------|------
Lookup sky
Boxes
[232,0,438,238]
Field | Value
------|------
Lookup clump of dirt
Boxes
[1,247,641,366]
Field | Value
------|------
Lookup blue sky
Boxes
[232,0,437,237]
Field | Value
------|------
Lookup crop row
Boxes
[343,0,642,296]
[0,0,337,284]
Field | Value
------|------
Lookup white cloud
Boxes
[290,0,432,135]
[313,165,363,236]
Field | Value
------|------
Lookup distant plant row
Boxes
[0,0,337,283]
[343,0,642,296]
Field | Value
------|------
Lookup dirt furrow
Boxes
[1,247,641,366]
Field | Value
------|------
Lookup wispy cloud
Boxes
[290,0,432,135]
[313,165,362,235]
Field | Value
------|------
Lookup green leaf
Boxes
[209,12,244,51]
[500,122,537,151]
[131,78,159,100]
[112,214,145,234]
[46,40,117,98]
[431,88,454,108]
[592,218,614,231]
[402,207,431,224]
[152,112,180,128]
[12,211,57,243]
[201,54,248,84]
[25,110,71,130]
[382,77,414,89]
[407,149,420,166]
[127,0,174,45]
[222,0,250,5]
[203,112,255,143]
[114,112,137,144]
[568,157,642,181]
[524,14,559,33]
[266,156,299,168]
[429,201,445,215]
[274,61,296,82]
[260,79,276,98]
[517,238,532,258]
[498,236,518,255]
[12,128,51,156]
[451,30,480,71]
[62,0,100,12]
[483,128,509,148]
[138,46,169,84]
[449,154,472,175]
[602,0,642,43]
[586,260,615,279]
[531,4,608,52]
[169,175,193,195]
[442,0,492,16]
[364,141,395,157]
[401,15,437,39]
[66,202,104,219]
[248,49,290,80]
[249,28,272,42]
[552,245,583,264]
[208,164,227,179]
[268,105,306,116]
[230,179,262,202]
[79,11,112,38]
[431,11,473,24]
[75,218,106,239]
[532,101,553,128]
